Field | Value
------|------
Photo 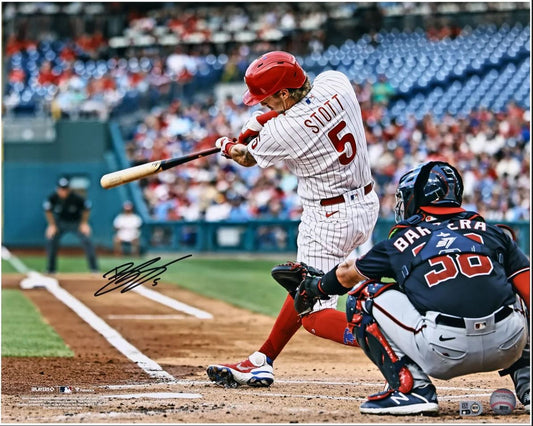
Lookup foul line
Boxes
[2,246,175,382]
[1,246,30,273]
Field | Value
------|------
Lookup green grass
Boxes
[1,289,74,357]
[2,253,348,317]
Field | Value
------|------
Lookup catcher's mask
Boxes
[243,51,306,106]
[394,161,464,222]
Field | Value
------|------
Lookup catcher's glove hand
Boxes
[294,273,330,317]
[271,261,324,296]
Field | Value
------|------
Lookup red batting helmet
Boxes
[242,51,306,106]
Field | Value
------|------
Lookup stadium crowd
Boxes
[3,2,530,225]
[125,91,529,223]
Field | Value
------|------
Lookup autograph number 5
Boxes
[94,255,192,296]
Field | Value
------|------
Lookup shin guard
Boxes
[347,280,413,393]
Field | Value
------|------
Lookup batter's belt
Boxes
[435,305,514,328]
[320,182,373,206]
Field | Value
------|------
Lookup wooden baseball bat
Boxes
[100,147,220,189]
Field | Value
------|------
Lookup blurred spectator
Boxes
[37,61,57,86]
[2,3,529,226]
[372,74,396,106]
[113,201,143,256]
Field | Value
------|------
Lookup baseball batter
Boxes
[294,161,530,415]
[207,51,380,387]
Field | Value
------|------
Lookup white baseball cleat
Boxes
[206,351,274,388]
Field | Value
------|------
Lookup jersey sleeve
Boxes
[248,124,294,168]
[354,240,395,281]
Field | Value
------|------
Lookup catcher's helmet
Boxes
[395,161,464,222]
[243,51,306,106]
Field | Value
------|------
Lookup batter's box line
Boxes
[99,379,497,394]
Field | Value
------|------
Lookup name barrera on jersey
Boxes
[354,211,529,317]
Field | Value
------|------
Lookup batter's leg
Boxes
[258,294,302,360]
[301,308,358,346]
[206,294,300,388]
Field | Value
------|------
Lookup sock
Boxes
[301,308,359,346]
[259,294,302,361]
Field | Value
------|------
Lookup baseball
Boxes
[490,388,516,414]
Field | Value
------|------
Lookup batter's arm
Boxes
[229,144,257,167]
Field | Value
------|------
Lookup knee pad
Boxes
[346,280,397,323]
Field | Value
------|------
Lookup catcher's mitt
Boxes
[271,261,324,297]
[294,274,330,317]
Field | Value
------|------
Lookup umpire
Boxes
[43,177,99,274]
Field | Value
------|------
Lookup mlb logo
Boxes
[59,386,73,393]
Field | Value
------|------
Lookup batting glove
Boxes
[215,136,238,158]
[238,110,279,145]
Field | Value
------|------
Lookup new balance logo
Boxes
[390,392,410,405]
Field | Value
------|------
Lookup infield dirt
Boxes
[1,273,529,423]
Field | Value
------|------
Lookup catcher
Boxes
[289,161,530,415]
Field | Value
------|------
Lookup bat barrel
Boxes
[100,161,162,189]
[100,147,220,189]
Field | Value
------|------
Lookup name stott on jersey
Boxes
[354,211,529,318]
[248,70,372,205]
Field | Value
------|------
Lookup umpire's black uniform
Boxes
[43,178,98,273]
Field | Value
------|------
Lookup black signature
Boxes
[94,255,192,296]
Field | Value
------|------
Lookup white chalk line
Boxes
[105,392,202,399]
[101,379,499,394]
[132,285,213,319]
[2,245,30,273]
[2,246,505,405]
[47,284,176,381]
[107,314,189,320]
[1,246,175,382]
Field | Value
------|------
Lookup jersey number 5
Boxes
[424,253,494,287]
[327,121,356,165]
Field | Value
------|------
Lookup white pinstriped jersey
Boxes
[248,70,373,205]
[247,70,380,313]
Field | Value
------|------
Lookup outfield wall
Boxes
[2,120,124,248]
[2,119,529,255]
